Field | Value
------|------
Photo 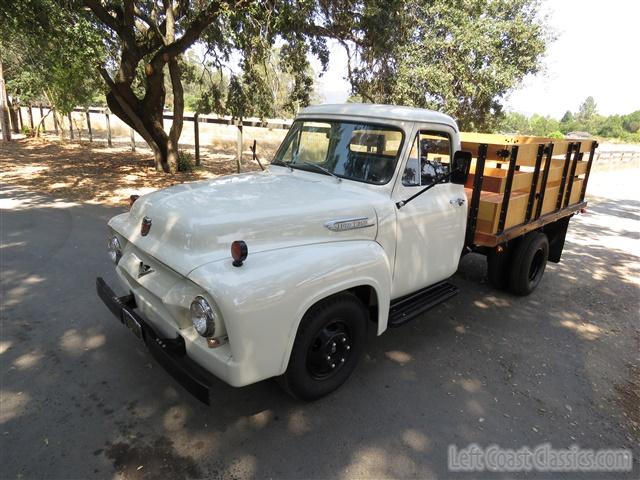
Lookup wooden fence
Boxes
[7,104,640,170]
[593,150,640,169]
[11,104,293,168]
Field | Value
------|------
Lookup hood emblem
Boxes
[141,216,152,236]
[138,261,154,278]
[325,216,375,232]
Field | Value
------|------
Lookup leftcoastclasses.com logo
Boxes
[448,444,633,472]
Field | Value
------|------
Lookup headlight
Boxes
[108,236,122,264]
[190,296,217,337]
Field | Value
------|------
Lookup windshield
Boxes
[271,119,404,185]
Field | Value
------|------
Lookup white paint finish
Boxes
[109,170,385,276]
[300,104,459,130]
[187,241,391,385]
[103,105,468,387]
[390,182,467,297]
[390,123,467,297]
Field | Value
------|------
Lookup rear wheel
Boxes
[507,232,549,296]
[278,292,367,400]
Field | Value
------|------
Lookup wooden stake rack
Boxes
[460,133,597,248]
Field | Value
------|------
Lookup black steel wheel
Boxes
[278,292,367,400]
[507,232,549,296]
[306,320,353,380]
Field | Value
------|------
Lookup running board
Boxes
[388,281,458,327]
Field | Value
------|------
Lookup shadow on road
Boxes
[1,176,638,479]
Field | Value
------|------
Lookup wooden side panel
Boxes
[549,141,572,157]
[569,178,584,205]
[466,167,533,193]
[460,132,517,145]
[464,189,530,234]
[514,144,544,166]
[460,133,596,247]
[533,185,561,215]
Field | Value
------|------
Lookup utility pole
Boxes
[0,56,11,141]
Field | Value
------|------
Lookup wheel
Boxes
[487,246,511,289]
[278,292,367,400]
[507,232,549,296]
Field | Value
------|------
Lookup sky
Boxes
[312,0,640,119]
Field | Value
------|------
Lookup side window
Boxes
[402,131,451,186]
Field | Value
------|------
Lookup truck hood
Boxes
[109,171,382,276]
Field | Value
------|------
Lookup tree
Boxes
[331,0,549,131]
[0,58,10,141]
[561,110,573,123]
[3,0,552,169]
[577,96,597,123]
[499,111,529,134]
[77,0,331,172]
[596,115,624,138]
[569,96,600,133]
[529,114,559,137]
[0,1,105,134]
[622,111,640,133]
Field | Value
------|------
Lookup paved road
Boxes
[1,169,638,479]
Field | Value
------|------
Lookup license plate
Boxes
[122,309,143,340]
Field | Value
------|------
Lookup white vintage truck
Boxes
[97,104,596,403]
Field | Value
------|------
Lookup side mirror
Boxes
[451,150,472,185]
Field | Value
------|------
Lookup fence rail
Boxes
[9,104,294,169]
[593,150,640,167]
[5,104,639,171]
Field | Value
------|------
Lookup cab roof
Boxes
[299,103,458,131]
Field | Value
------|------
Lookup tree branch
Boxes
[83,0,122,35]
[149,0,231,68]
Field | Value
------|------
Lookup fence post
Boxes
[68,112,74,140]
[39,104,45,133]
[17,106,23,131]
[236,121,243,173]
[193,112,200,166]
[52,108,59,134]
[130,127,135,152]
[86,110,92,142]
[29,105,34,130]
[105,109,112,147]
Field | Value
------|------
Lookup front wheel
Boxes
[278,292,367,400]
[508,232,549,296]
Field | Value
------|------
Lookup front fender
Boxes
[188,241,391,384]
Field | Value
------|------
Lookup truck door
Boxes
[391,127,467,298]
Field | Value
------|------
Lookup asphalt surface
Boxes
[1,169,638,479]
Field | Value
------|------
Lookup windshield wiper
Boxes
[295,161,342,182]
[271,160,293,171]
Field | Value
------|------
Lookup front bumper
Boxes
[96,277,215,404]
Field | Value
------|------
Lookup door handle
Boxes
[450,197,465,206]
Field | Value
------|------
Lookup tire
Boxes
[278,292,367,401]
[507,232,549,296]
[487,246,511,289]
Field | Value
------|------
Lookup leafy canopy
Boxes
[499,97,640,142]
[334,0,549,131]
[0,0,105,114]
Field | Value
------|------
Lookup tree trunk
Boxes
[103,77,172,173]
[99,48,182,173]
[7,98,19,133]
[167,57,184,172]
[0,57,11,141]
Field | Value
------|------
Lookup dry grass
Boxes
[0,138,265,206]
